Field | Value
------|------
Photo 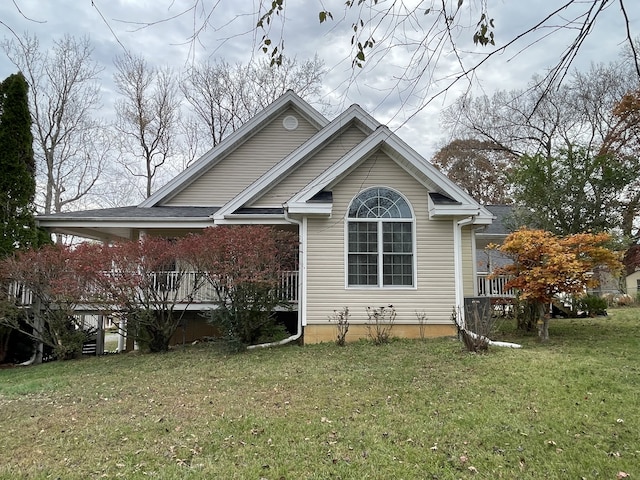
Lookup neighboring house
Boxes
[36,91,496,344]
[627,270,640,297]
[624,243,640,298]
[475,205,515,298]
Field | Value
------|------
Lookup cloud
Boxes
[1,0,637,162]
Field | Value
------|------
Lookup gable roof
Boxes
[139,90,329,208]
[213,103,381,221]
[37,90,495,238]
[479,205,514,236]
[284,125,493,223]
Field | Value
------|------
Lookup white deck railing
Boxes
[477,273,516,298]
[156,271,300,304]
[6,281,33,306]
[6,271,300,309]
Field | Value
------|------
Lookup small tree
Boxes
[91,236,206,353]
[492,229,622,341]
[0,245,96,362]
[185,226,298,351]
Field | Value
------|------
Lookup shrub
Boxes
[576,294,608,317]
[365,305,396,345]
[415,310,428,340]
[451,307,489,353]
[615,294,634,307]
[328,307,350,346]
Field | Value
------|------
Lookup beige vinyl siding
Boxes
[626,271,640,296]
[305,150,458,328]
[165,108,319,206]
[253,124,367,207]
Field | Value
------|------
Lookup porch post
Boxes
[96,315,105,355]
[117,318,126,352]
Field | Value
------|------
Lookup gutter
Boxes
[247,208,304,349]
[454,216,522,349]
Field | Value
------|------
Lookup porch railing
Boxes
[5,270,299,309]
[477,273,516,298]
[6,281,33,306]
[158,271,299,304]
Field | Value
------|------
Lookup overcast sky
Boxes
[1,0,638,160]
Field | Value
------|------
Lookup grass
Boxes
[0,308,638,479]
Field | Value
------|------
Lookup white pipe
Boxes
[463,329,522,349]
[18,350,38,366]
[248,209,304,349]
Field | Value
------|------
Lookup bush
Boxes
[576,294,608,317]
[207,290,288,353]
[328,307,350,346]
[615,294,634,307]
[365,305,396,345]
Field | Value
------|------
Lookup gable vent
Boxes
[282,115,299,130]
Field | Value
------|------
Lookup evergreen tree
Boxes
[0,72,38,257]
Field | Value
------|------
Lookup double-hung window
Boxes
[347,187,414,287]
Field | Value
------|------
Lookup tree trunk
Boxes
[0,329,10,363]
[536,301,550,342]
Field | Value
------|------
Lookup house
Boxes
[36,91,496,345]
[627,270,640,297]
[475,205,516,298]
[624,243,640,298]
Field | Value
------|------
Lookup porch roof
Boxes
[36,206,219,241]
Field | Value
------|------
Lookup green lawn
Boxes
[1,309,638,479]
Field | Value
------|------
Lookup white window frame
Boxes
[344,187,417,289]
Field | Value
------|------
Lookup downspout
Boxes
[454,216,475,329]
[247,209,305,349]
[454,216,522,349]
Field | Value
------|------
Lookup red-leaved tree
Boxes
[0,244,98,362]
[492,229,622,340]
[184,226,298,350]
[89,236,208,353]
[1,227,299,357]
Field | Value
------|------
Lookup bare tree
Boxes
[180,56,326,151]
[118,1,639,118]
[443,59,640,236]
[114,54,181,198]
[442,60,638,159]
[2,33,107,214]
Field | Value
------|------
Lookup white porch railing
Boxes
[477,273,516,298]
[5,271,300,309]
[155,271,300,304]
[6,281,33,306]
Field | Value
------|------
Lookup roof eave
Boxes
[285,203,333,215]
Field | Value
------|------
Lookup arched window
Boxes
[347,187,414,287]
